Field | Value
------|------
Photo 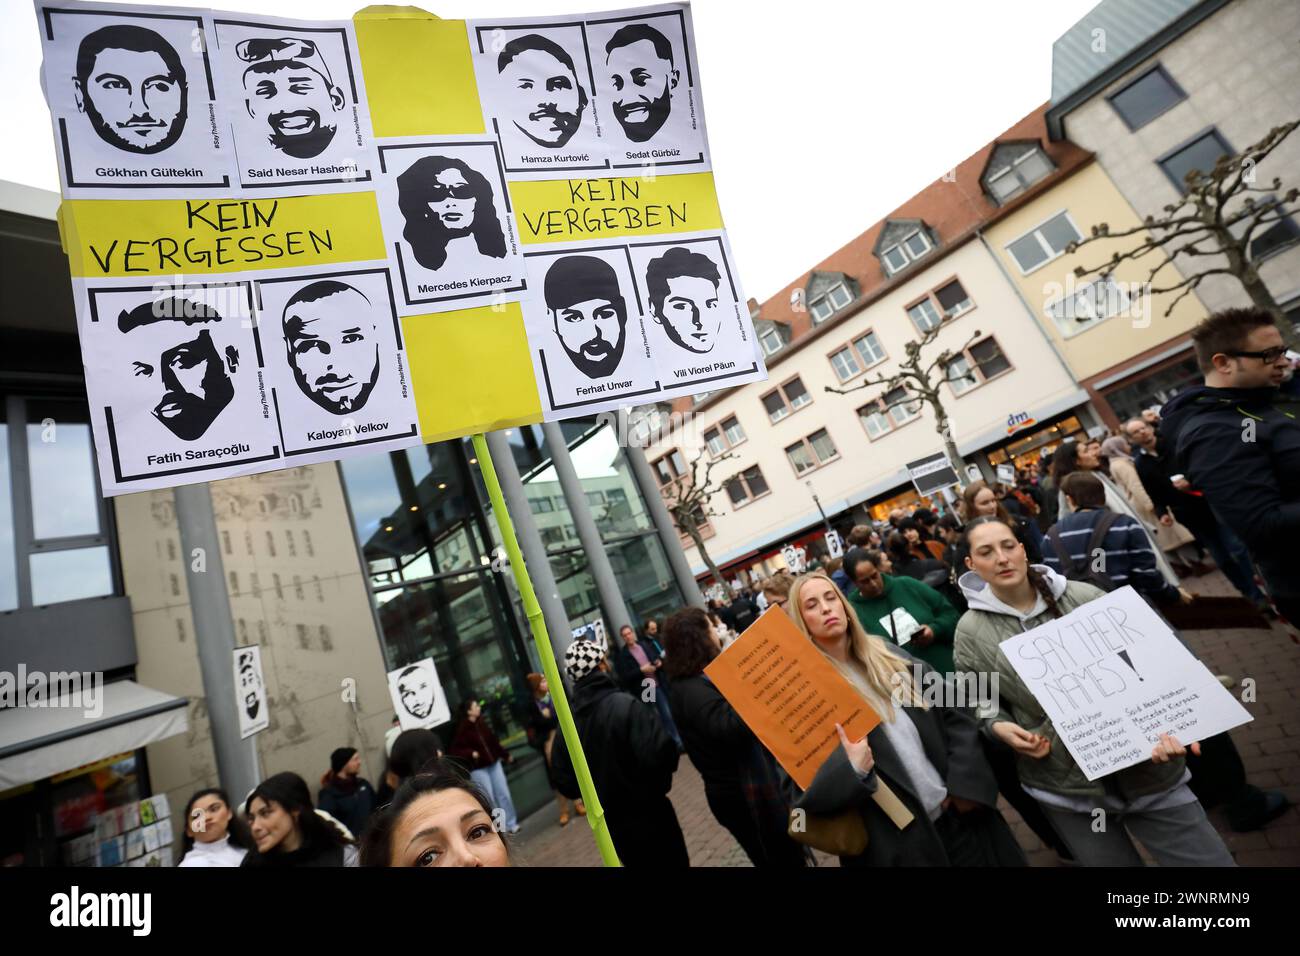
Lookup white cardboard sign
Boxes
[999,587,1252,781]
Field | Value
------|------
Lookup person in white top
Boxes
[177,788,250,867]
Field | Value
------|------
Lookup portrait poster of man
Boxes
[387,658,451,732]
[522,245,662,418]
[377,138,528,313]
[79,281,283,495]
[584,6,711,171]
[254,268,420,458]
[213,14,376,190]
[468,18,611,177]
[38,1,236,196]
[627,232,761,398]
[233,645,270,739]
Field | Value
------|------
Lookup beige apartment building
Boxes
[643,108,1107,582]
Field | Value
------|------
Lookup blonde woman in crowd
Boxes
[777,570,1024,867]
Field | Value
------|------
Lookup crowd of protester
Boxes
[175,307,1294,869]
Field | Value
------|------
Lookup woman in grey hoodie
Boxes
[952,515,1234,866]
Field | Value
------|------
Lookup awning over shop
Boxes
[0,680,188,790]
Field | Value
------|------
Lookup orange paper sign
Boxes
[705,606,881,790]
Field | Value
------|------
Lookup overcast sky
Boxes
[1,0,1099,302]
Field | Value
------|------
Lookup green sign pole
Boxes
[471,432,620,867]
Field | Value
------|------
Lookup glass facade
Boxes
[1,396,118,612]
[339,418,685,817]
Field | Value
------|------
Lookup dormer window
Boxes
[799,272,858,325]
[982,142,1054,205]
[810,282,852,323]
[759,326,784,356]
[881,230,932,275]
[874,220,935,277]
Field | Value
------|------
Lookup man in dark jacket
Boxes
[1159,307,1300,622]
[1045,472,1188,606]
[317,747,375,839]
[551,639,689,867]
[1123,416,1263,603]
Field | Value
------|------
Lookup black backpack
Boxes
[1046,511,1121,592]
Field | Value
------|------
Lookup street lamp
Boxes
[806,480,832,536]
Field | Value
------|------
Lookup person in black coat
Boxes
[1123,417,1263,602]
[662,608,807,867]
[550,639,689,867]
[316,747,376,840]
[1159,308,1299,620]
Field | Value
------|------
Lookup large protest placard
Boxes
[37,0,767,495]
[999,587,1252,781]
[704,607,881,790]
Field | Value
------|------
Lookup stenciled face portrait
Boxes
[646,247,722,354]
[74,25,187,154]
[428,167,476,234]
[545,256,628,379]
[238,37,346,160]
[397,666,437,720]
[238,655,261,720]
[119,298,236,442]
[396,155,508,272]
[498,35,587,149]
[604,25,678,143]
[282,281,380,415]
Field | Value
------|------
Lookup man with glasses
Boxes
[1158,307,1300,623]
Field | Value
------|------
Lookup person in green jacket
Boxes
[843,548,958,675]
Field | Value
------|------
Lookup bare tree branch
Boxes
[1067,117,1299,346]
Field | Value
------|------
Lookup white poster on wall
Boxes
[233,644,269,739]
[387,657,452,732]
[999,587,1252,781]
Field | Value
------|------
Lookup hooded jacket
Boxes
[953,566,1186,801]
[1160,383,1300,600]
[549,671,679,809]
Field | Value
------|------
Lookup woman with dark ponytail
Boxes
[952,515,1234,866]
